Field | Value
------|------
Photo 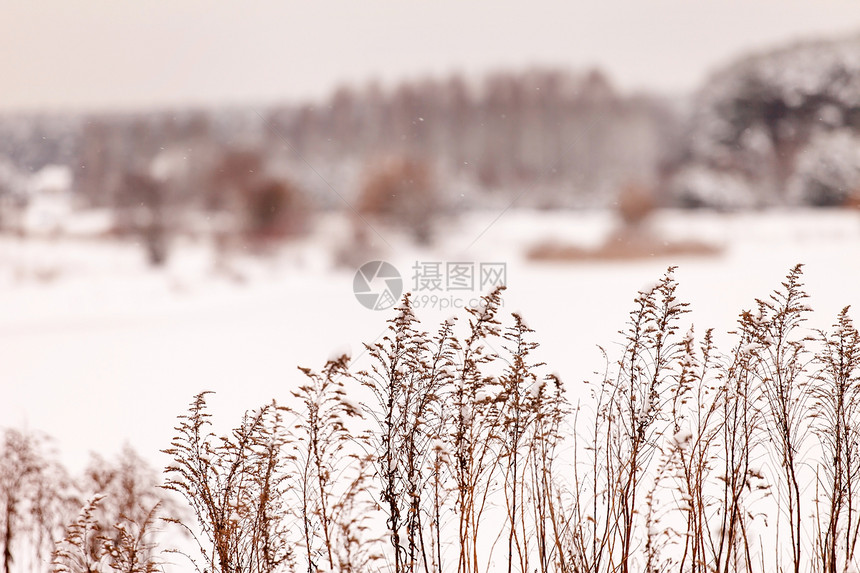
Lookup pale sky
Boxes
[1,0,858,112]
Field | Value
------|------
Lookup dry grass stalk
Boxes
[27,263,860,573]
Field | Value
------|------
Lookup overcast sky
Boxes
[1,0,858,112]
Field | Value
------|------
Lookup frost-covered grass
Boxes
[154,262,860,572]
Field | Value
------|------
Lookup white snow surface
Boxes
[1,208,860,472]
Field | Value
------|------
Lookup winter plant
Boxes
[4,264,860,572]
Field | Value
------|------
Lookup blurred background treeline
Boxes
[1,33,859,265]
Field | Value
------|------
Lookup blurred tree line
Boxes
[0,67,678,216]
[1,35,860,263]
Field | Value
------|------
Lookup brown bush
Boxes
[525,229,721,262]
[207,148,266,212]
[357,156,439,244]
[616,182,656,228]
[844,190,860,210]
[242,178,310,241]
[115,170,169,267]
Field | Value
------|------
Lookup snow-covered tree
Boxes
[676,33,860,208]
[789,129,860,206]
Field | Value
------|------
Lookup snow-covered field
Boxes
[2,208,860,472]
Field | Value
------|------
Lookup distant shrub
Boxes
[203,148,311,248]
[207,148,266,212]
[525,234,720,262]
[615,182,656,227]
[357,156,439,244]
[116,170,169,267]
[242,178,310,242]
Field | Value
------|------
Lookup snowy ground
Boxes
[2,208,860,472]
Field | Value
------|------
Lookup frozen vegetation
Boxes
[0,207,860,570]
